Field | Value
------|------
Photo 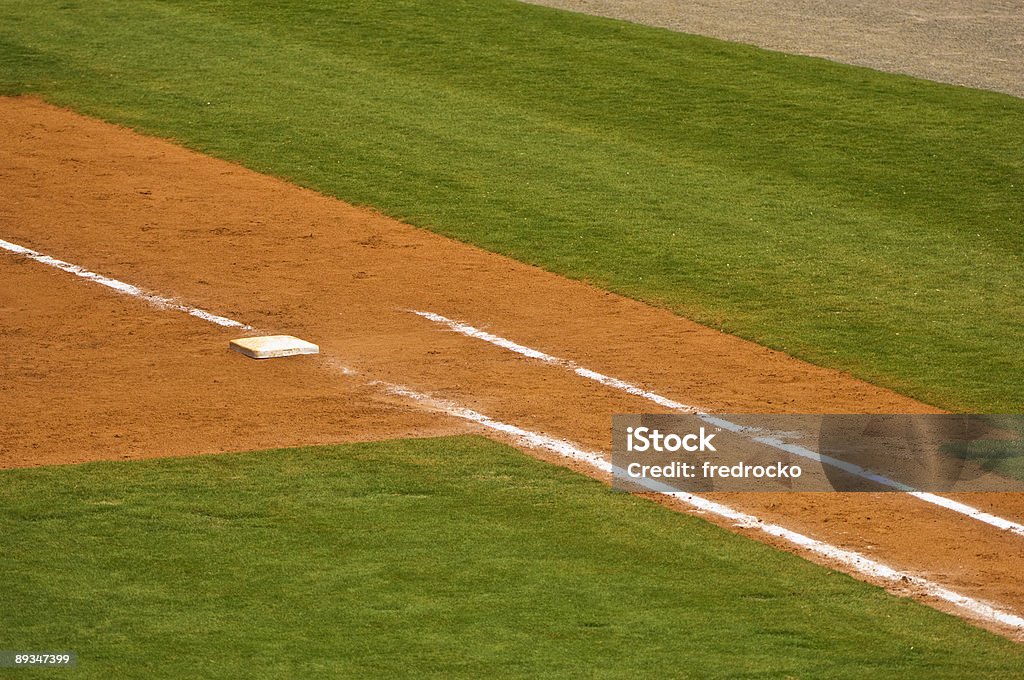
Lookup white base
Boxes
[230,335,319,359]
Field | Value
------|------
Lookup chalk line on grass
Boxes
[409,309,1024,537]
[0,238,252,330]
[372,379,1024,634]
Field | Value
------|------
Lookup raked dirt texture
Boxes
[0,0,1021,411]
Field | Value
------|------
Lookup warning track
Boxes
[2,96,1023,638]
[521,0,1024,99]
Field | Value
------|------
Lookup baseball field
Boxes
[1,0,1023,676]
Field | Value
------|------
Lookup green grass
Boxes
[942,415,1024,480]
[957,439,1024,480]
[0,0,1022,410]
[1,437,1022,678]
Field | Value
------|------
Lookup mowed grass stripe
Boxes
[0,0,1021,410]
[1,437,1022,678]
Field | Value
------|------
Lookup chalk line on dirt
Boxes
[410,310,700,412]
[410,309,1024,537]
[373,379,1024,634]
[376,381,612,472]
[7,236,1021,632]
[755,435,1024,537]
[0,238,252,330]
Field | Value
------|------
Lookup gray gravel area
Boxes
[519,0,1024,98]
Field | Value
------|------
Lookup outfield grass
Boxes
[0,0,1022,410]
[1,437,1022,678]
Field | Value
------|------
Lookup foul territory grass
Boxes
[0,0,1022,410]
[2,437,1022,678]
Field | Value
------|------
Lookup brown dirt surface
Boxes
[520,0,1024,98]
[2,96,1023,638]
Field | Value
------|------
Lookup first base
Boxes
[229,335,319,359]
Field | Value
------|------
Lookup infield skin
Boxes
[1,96,1023,639]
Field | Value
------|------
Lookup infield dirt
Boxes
[2,96,1023,638]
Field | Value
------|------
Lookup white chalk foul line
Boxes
[7,235,1013,629]
[10,234,1021,588]
[409,310,699,412]
[0,238,251,330]
[374,380,1024,633]
[376,381,612,473]
[754,436,1024,537]
[410,310,1024,537]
